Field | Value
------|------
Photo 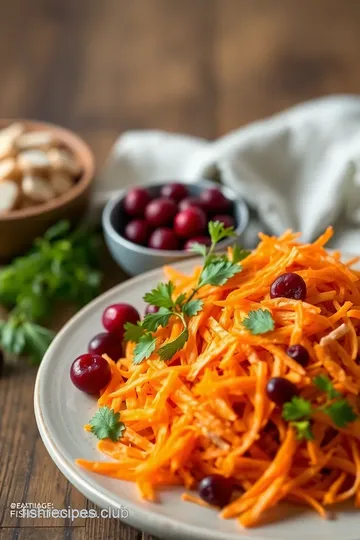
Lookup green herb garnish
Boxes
[0,220,102,363]
[89,406,125,442]
[282,375,357,440]
[125,221,246,364]
[242,308,275,335]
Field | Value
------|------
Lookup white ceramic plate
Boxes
[34,258,360,540]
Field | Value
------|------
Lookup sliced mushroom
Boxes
[50,171,73,195]
[48,147,81,175]
[0,180,20,213]
[0,157,19,181]
[22,175,55,202]
[16,131,56,151]
[18,149,50,171]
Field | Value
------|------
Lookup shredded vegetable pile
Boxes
[77,227,360,528]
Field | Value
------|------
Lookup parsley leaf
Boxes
[182,300,203,317]
[142,308,173,332]
[323,400,357,428]
[232,244,251,264]
[292,420,314,440]
[198,260,241,287]
[158,328,189,361]
[243,309,275,335]
[133,334,156,365]
[189,242,208,257]
[282,376,358,439]
[283,397,313,421]
[89,406,125,442]
[208,220,236,244]
[124,322,146,343]
[313,375,341,399]
[143,282,175,309]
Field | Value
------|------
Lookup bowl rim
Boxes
[0,119,95,222]
[102,179,249,258]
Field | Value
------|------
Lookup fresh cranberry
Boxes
[174,207,207,238]
[88,332,124,360]
[200,188,230,213]
[161,183,188,202]
[102,303,140,336]
[145,198,177,227]
[286,344,309,367]
[178,197,205,212]
[124,219,151,245]
[123,188,151,217]
[198,475,233,507]
[213,214,235,229]
[266,377,298,406]
[70,353,111,394]
[145,304,160,314]
[148,228,179,250]
[184,236,212,250]
[270,273,307,300]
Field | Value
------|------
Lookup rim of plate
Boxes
[35,256,267,540]
[34,252,358,540]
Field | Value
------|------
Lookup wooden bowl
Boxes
[0,119,95,260]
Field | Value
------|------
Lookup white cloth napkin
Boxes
[96,95,360,253]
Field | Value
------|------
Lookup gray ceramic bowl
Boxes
[102,180,249,275]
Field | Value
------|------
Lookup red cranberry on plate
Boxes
[270,273,307,301]
[125,219,151,245]
[198,475,233,507]
[286,344,309,367]
[161,183,188,202]
[200,188,230,213]
[148,228,179,250]
[123,188,151,217]
[266,377,298,406]
[102,303,140,336]
[145,198,177,227]
[88,332,124,360]
[70,353,111,394]
[174,207,207,238]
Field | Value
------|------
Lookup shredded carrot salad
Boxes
[77,227,360,528]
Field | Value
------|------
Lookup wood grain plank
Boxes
[0,363,86,531]
[74,0,216,138]
[215,0,360,132]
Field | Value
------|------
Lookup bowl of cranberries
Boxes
[102,180,249,275]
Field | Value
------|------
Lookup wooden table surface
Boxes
[2,1,360,538]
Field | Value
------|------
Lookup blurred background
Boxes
[4,0,360,165]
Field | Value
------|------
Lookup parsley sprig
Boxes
[243,309,275,335]
[0,220,101,364]
[125,221,246,364]
[282,375,357,440]
[89,406,125,442]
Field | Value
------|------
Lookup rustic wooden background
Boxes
[1,0,360,538]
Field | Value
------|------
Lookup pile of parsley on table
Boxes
[0,220,102,364]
